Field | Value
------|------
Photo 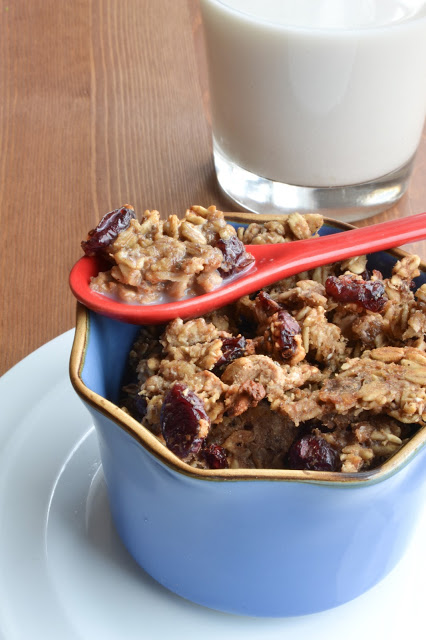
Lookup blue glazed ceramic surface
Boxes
[70,222,426,617]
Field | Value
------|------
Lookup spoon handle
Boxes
[249,211,426,284]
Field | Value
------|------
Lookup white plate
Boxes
[0,331,425,640]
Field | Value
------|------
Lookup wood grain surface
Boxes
[1,0,425,376]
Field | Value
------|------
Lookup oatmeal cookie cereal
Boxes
[82,205,257,303]
[236,212,323,244]
[119,214,425,474]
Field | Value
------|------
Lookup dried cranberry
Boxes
[359,269,371,281]
[201,444,228,469]
[160,383,210,458]
[271,310,301,362]
[81,205,135,256]
[256,291,281,315]
[124,394,147,422]
[325,274,387,312]
[288,435,339,472]
[359,268,383,282]
[212,336,246,376]
[215,236,255,276]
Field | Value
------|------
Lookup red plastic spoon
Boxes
[70,212,426,324]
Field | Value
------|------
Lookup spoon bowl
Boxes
[69,212,426,324]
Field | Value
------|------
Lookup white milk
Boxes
[200,0,426,187]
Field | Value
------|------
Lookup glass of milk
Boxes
[199,0,426,220]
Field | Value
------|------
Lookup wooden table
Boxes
[1,0,426,377]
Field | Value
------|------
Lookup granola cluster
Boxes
[83,205,257,303]
[236,213,323,244]
[122,223,426,474]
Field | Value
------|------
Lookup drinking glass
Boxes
[199,0,426,221]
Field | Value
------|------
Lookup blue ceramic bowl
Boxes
[69,215,426,617]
